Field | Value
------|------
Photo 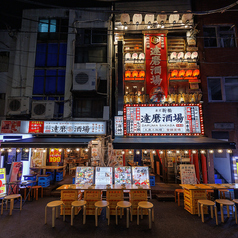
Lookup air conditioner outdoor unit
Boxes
[72,69,97,91]
[31,101,58,119]
[7,97,30,115]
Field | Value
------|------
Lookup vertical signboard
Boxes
[180,164,197,184]
[114,166,132,184]
[75,167,94,185]
[0,168,6,196]
[49,148,62,163]
[145,33,168,102]
[95,167,113,185]
[132,166,150,185]
[8,162,23,194]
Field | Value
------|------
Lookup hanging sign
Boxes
[49,148,62,163]
[145,33,168,102]
[28,121,44,133]
[124,105,203,136]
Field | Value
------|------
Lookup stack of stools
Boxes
[71,200,87,226]
[56,171,63,182]
[197,199,218,225]
[137,201,154,229]
[116,201,132,228]
[45,200,65,228]
[94,201,110,227]
[219,189,232,200]
[38,175,50,188]
[1,194,22,215]
[215,199,235,223]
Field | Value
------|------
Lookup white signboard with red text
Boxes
[124,104,203,136]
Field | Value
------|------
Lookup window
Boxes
[38,18,68,41]
[207,77,238,102]
[203,25,236,48]
[0,52,9,72]
[73,97,106,118]
[75,28,107,63]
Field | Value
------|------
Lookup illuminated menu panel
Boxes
[132,166,150,185]
[95,167,113,185]
[0,168,6,195]
[114,166,132,185]
[124,105,202,135]
[75,167,94,185]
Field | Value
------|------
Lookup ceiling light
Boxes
[76,148,80,151]
[85,148,89,152]
[129,150,132,154]
[176,150,180,154]
[122,151,125,154]
[184,150,189,154]
[152,150,156,154]
[209,150,214,154]
[218,149,223,153]
[227,149,232,153]
[159,150,163,154]
[136,150,140,155]
[192,150,197,154]
[200,150,206,154]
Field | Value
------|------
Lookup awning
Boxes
[0,137,94,148]
[112,136,236,150]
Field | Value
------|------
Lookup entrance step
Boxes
[156,194,175,202]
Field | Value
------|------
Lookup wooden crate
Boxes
[184,200,208,215]
[61,190,82,201]
[184,189,206,198]
[60,200,80,216]
[106,190,124,215]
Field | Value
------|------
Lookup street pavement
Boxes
[0,196,238,238]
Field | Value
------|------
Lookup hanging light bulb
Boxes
[136,150,140,155]
[85,148,89,152]
[59,149,62,152]
[209,150,214,154]
[43,149,46,153]
[152,150,156,154]
[25,149,29,152]
[176,150,180,154]
[34,149,37,152]
[144,150,148,154]
[129,150,132,154]
[218,149,223,153]
[200,150,206,154]
[122,151,125,155]
[184,150,189,154]
[76,148,80,151]
[167,150,172,154]
[192,150,197,154]
[159,150,163,154]
[8,149,12,152]
[227,149,232,153]
[0,148,4,152]
[51,148,54,152]
[16,149,21,153]
[67,149,70,152]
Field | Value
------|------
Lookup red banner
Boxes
[145,33,168,102]
[49,148,62,163]
[1,121,21,133]
[28,121,44,133]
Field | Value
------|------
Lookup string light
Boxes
[200,150,206,154]
[192,150,197,154]
[85,148,89,152]
[227,149,232,153]
[152,150,156,154]
[209,150,214,154]
[136,150,140,155]
[184,150,189,154]
[159,150,163,154]
[76,148,80,151]
[218,149,223,153]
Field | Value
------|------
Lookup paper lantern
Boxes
[139,71,145,77]
[171,70,178,77]
[185,70,193,77]
[178,70,185,77]
[132,71,138,78]
[193,69,200,77]
[125,71,131,78]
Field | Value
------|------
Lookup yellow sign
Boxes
[0,168,6,195]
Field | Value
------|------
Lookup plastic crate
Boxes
[149,175,155,186]
[56,171,63,182]
[38,176,50,187]
[45,172,54,181]
[72,177,75,184]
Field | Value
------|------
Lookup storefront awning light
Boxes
[0,148,4,152]
[152,150,156,154]
[136,150,140,155]
[176,150,180,154]
[209,150,214,154]
[8,149,12,152]
[34,149,37,152]
[218,149,223,153]
[227,149,232,153]
[122,151,125,155]
[43,149,46,153]
[16,149,21,153]
[159,150,163,154]
[192,150,197,154]
[129,150,132,154]
[85,148,89,152]
[144,150,148,154]
[76,148,80,151]
[25,149,29,152]
[200,150,206,154]
[59,149,62,152]
[184,150,189,154]
[51,148,54,152]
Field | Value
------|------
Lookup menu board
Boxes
[0,168,6,196]
[132,166,150,185]
[114,166,132,184]
[95,167,113,185]
[75,167,94,185]
[180,164,197,184]
[124,105,201,135]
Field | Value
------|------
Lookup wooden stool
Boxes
[232,199,238,224]
[137,201,154,229]
[1,194,22,215]
[45,200,65,227]
[219,189,232,200]
[215,199,234,223]
[198,200,218,225]
[71,200,87,226]
[94,201,110,227]
[174,189,184,206]
[116,201,132,228]
[206,190,214,200]
[31,186,43,201]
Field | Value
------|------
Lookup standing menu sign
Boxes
[132,166,150,185]
[8,162,23,194]
[114,166,132,184]
[75,167,94,185]
[0,168,6,196]
[180,164,197,184]
[95,167,113,185]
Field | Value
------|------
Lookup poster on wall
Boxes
[1,120,21,133]
[21,148,29,161]
[95,167,113,185]
[8,162,23,194]
[31,148,46,167]
[114,166,132,184]
[180,164,197,184]
[0,168,6,196]
[75,167,94,185]
[132,166,150,185]
[49,148,62,163]
[7,148,16,164]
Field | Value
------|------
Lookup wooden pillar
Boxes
[193,152,200,183]
[201,154,208,184]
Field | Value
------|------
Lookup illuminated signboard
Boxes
[114,116,123,136]
[123,104,203,136]
[95,167,113,185]
[0,168,6,196]
[43,121,106,135]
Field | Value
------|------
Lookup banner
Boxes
[1,120,21,133]
[28,121,44,133]
[49,148,62,163]
[8,162,23,194]
[145,33,168,102]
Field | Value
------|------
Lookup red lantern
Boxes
[185,70,193,77]
[139,71,145,77]
[193,69,200,77]
[132,71,138,78]
[178,70,185,77]
[125,71,131,78]
[171,70,178,77]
